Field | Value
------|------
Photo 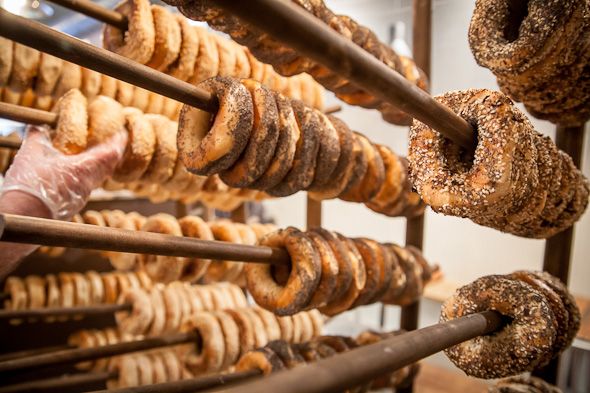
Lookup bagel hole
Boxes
[485,314,514,337]
[271,262,292,286]
[504,0,530,42]
[440,125,477,172]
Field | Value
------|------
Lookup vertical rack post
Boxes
[398,1,431,392]
[306,196,322,230]
[231,204,249,223]
[535,123,586,383]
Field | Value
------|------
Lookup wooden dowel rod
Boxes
[216,311,503,393]
[323,105,342,115]
[0,331,198,373]
[0,9,218,113]
[213,0,476,151]
[47,0,128,30]
[0,137,22,149]
[0,213,291,265]
[0,303,132,320]
[0,102,57,127]
[0,345,73,363]
[0,371,116,393]
[87,369,261,393]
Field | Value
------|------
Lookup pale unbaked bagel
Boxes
[51,89,88,155]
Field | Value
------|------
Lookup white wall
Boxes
[263,0,590,312]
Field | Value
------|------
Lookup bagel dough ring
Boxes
[351,238,383,307]
[115,288,154,335]
[178,76,253,176]
[141,114,178,183]
[243,307,269,348]
[102,210,137,270]
[305,231,339,309]
[341,134,385,202]
[189,27,219,84]
[149,353,167,383]
[440,275,557,378]
[212,310,241,368]
[81,68,102,101]
[296,311,314,342]
[8,44,39,93]
[148,285,166,336]
[307,309,324,337]
[276,315,295,342]
[387,244,423,306]
[87,96,125,146]
[308,111,341,189]
[233,45,252,78]
[255,307,283,341]
[161,350,181,381]
[178,216,214,282]
[250,93,300,190]
[224,308,256,355]
[366,242,396,304]
[267,100,321,197]
[162,284,182,332]
[220,79,279,187]
[245,228,321,315]
[205,221,244,283]
[139,213,186,283]
[265,340,306,369]
[215,35,237,77]
[102,273,119,305]
[103,0,155,64]
[135,354,154,385]
[24,275,45,310]
[0,37,13,87]
[145,5,182,71]
[113,109,157,182]
[337,132,369,198]
[35,53,63,96]
[235,347,286,375]
[51,89,88,154]
[86,271,105,304]
[53,63,82,99]
[366,145,405,211]
[167,15,198,81]
[71,272,90,306]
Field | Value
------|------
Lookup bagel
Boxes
[170,282,192,323]
[235,348,286,375]
[113,108,156,182]
[307,309,324,337]
[305,231,339,308]
[51,89,88,154]
[108,355,139,388]
[276,315,294,342]
[81,68,102,101]
[8,44,39,93]
[307,111,341,189]
[440,275,557,378]
[296,311,314,342]
[130,87,149,112]
[213,310,241,368]
[178,216,214,282]
[195,285,215,311]
[145,5,181,71]
[69,330,97,370]
[215,35,237,77]
[189,27,219,83]
[141,114,178,183]
[250,93,300,190]
[101,210,137,270]
[87,96,125,146]
[0,37,12,87]
[116,80,135,106]
[53,63,82,99]
[24,276,45,310]
[100,75,118,98]
[243,308,269,348]
[367,242,397,304]
[148,285,166,336]
[45,274,61,310]
[86,271,105,304]
[180,312,226,373]
[116,288,154,335]
[233,45,252,78]
[234,223,258,245]
[220,79,279,187]
[267,100,321,197]
[149,353,167,383]
[103,0,155,64]
[255,307,282,341]
[366,145,405,211]
[166,15,198,81]
[134,354,153,385]
[265,340,306,369]
[102,273,119,305]
[35,53,63,96]
[71,272,90,306]
[205,220,244,283]
[245,227,320,315]
[341,134,385,202]
[387,244,423,306]
[146,92,165,114]
[58,273,75,309]
[161,351,181,381]
[162,284,182,332]
[178,76,253,175]
[337,132,369,198]
[351,238,383,307]
[139,213,186,283]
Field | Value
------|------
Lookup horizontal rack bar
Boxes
[0,331,198,373]
[0,303,131,320]
[0,213,291,265]
[47,0,128,30]
[0,371,116,393]
[217,310,503,393]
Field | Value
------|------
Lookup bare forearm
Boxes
[0,191,52,278]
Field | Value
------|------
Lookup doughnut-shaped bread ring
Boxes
[225,308,256,355]
[51,89,88,155]
[246,228,321,315]
[139,213,186,283]
[115,288,154,335]
[276,315,294,342]
[205,221,244,283]
[311,228,353,304]
[58,273,75,309]
[161,350,181,381]
[178,216,214,282]
[308,112,341,188]
[213,310,241,368]
[265,340,306,368]
[103,0,155,64]
[0,37,12,87]
[102,210,138,270]
[243,308,269,348]
[81,68,101,101]
[388,244,423,306]
[167,15,198,81]
[233,45,252,78]
[250,93,300,190]
[341,134,385,202]
[351,238,383,307]
[181,312,225,373]
[162,284,182,332]
[35,53,63,96]
[148,285,166,336]
[267,100,321,197]
[87,96,125,146]
[215,35,237,77]
[141,114,178,183]
[53,62,82,100]
[8,44,39,93]
[440,275,557,378]
[189,27,219,84]
[113,109,157,182]
[255,307,282,341]
[178,76,253,176]
[236,348,285,375]
[145,5,181,71]
[3,277,26,322]
[220,79,280,187]
[86,271,104,304]
[101,274,119,305]
[305,231,339,308]
[149,353,167,383]
[366,145,405,211]
[71,272,90,306]
[24,275,45,310]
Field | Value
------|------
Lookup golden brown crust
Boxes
[145,5,182,71]
[51,89,88,155]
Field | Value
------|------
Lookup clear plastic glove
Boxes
[1,125,127,220]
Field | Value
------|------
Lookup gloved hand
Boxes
[1,125,127,220]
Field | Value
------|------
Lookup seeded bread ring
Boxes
[351,238,383,307]
[205,221,244,283]
[250,93,300,190]
[255,307,283,341]
[225,308,256,355]
[294,341,322,362]
[103,0,155,64]
[338,132,369,198]
[320,235,367,316]
[116,288,154,335]
[51,89,88,154]
[341,135,385,202]
[305,231,339,308]
[367,242,397,304]
[311,228,353,303]
[189,27,219,84]
[308,116,355,200]
[246,228,321,315]
[307,112,341,188]
[87,96,125,146]
[177,216,214,282]
[388,244,423,306]
[145,5,181,71]
[0,37,12,87]
[265,340,306,368]
[141,114,178,183]
[220,79,280,187]
[440,275,557,378]
[113,109,156,182]
[178,76,253,175]
[267,100,321,196]
[409,89,538,218]
[212,310,241,368]
[148,285,166,336]
[236,347,286,375]
[139,213,186,283]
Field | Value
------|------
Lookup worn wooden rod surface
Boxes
[0,371,116,393]
[217,311,503,393]
[0,331,198,373]
[214,0,476,150]
[0,102,56,127]
[47,0,128,30]
[0,213,290,265]
[0,9,218,113]
[0,303,131,320]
